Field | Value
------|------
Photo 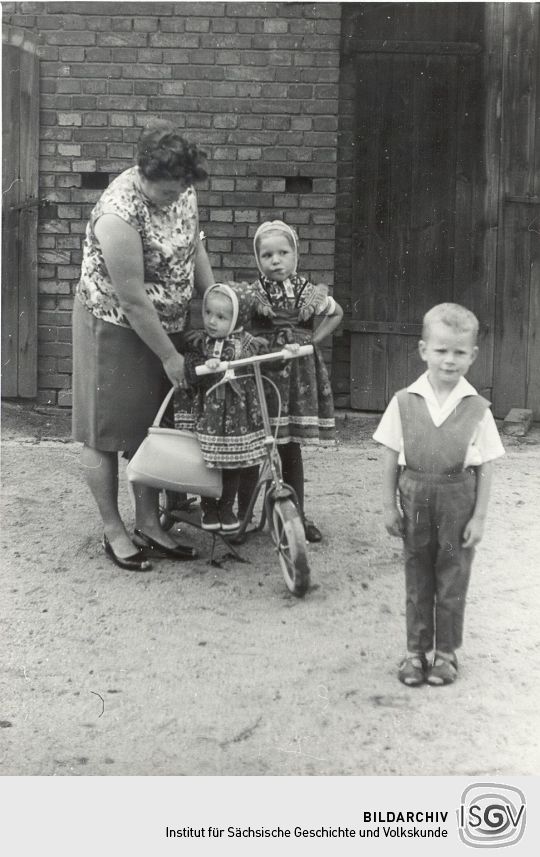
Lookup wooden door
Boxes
[2,27,39,398]
[347,3,499,410]
[493,3,540,419]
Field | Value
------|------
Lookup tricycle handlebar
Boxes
[195,344,314,376]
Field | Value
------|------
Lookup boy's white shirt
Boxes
[373,371,505,467]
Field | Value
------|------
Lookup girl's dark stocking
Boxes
[278,442,304,512]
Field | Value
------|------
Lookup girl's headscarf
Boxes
[203,283,239,337]
[253,220,299,276]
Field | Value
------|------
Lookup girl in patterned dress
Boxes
[249,220,343,542]
[180,283,268,532]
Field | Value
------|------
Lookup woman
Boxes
[73,120,215,570]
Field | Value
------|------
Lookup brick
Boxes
[41,220,70,234]
[57,205,82,219]
[234,210,258,223]
[290,117,312,131]
[133,17,159,32]
[108,81,134,94]
[80,143,107,157]
[134,81,160,95]
[238,116,263,130]
[263,20,289,34]
[70,190,103,203]
[40,111,58,126]
[37,390,57,406]
[211,19,237,34]
[69,63,122,78]
[37,372,71,389]
[149,33,200,48]
[57,390,73,408]
[162,50,190,65]
[108,144,135,158]
[121,64,171,79]
[138,49,163,63]
[82,80,108,94]
[224,66,274,82]
[56,79,82,94]
[57,266,82,279]
[111,113,135,127]
[110,17,133,32]
[96,96,148,110]
[38,47,60,62]
[210,210,233,222]
[38,280,71,295]
[71,96,98,110]
[41,158,75,172]
[48,31,96,46]
[84,47,112,62]
[113,48,139,63]
[97,32,147,47]
[38,342,72,357]
[82,113,108,126]
[186,18,210,33]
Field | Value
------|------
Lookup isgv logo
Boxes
[458,783,526,848]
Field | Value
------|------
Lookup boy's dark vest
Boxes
[396,389,490,475]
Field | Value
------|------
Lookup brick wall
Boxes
[2,1,343,407]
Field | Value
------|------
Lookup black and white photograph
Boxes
[1,0,539,851]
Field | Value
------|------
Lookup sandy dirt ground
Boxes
[1,401,539,777]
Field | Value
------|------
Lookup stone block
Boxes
[502,408,534,437]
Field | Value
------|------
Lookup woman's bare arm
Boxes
[94,214,185,387]
[193,237,215,296]
[311,300,344,345]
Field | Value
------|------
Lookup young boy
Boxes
[373,303,505,686]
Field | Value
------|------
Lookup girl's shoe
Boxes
[102,534,152,572]
[398,653,427,686]
[427,652,458,686]
[201,509,220,531]
[303,517,322,543]
[219,510,240,532]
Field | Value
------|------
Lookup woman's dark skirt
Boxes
[72,298,183,452]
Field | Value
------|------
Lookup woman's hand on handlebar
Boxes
[283,342,301,355]
[163,351,186,389]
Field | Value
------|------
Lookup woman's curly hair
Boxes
[137,119,208,184]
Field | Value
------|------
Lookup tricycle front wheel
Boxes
[271,498,310,597]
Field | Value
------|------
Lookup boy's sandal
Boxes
[304,518,322,543]
[398,653,427,687]
[427,653,458,686]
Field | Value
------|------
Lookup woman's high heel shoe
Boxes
[133,528,198,560]
[102,534,153,571]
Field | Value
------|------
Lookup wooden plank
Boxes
[526,8,540,419]
[343,39,482,56]
[17,45,39,397]
[453,46,496,395]
[350,53,391,408]
[385,53,415,398]
[1,44,21,398]
[343,321,422,335]
[350,333,387,411]
[493,3,538,417]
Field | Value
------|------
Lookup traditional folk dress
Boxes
[250,221,336,446]
[177,284,267,470]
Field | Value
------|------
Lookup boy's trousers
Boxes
[398,468,476,654]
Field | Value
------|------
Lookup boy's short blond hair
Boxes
[422,303,479,344]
